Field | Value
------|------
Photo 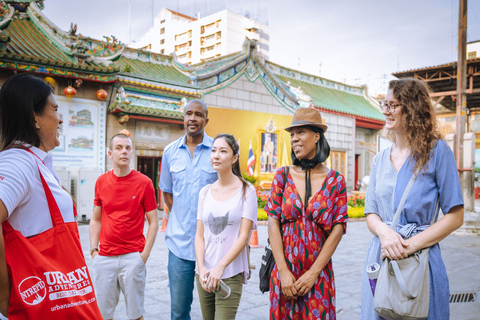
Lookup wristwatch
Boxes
[90,248,99,255]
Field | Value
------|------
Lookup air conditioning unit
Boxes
[71,168,103,222]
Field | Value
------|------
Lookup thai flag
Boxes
[247,140,255,176]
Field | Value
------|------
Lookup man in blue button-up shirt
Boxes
[160,99,217,320]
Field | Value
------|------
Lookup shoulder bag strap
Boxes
[24,148,64,226]
[430,197,440,225]
[283,166,290,186]
[277,166,290,228]
[390,168,420,230]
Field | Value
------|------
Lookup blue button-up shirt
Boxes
[159,132,218,261]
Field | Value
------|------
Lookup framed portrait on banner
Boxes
[255,129,280,184]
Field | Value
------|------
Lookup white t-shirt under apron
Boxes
[197,183,257,283]
[0,146,75,237]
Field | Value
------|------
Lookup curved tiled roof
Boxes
[117,56,191,86]
[277,75,384,121]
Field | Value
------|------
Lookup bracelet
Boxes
[90,248,99,255]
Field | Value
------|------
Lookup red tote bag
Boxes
[2,157,102,319]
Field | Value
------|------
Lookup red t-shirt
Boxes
[94,170,157,256]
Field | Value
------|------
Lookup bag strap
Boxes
[25,148,64,227]
[390,251,428,299]
[389,168,420,230]
[430,197,440,225]
[283,166,290,189]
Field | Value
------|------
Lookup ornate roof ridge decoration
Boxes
[250,48,299,113]
[0,61,117,82]
[27,2,124,69]
[118,76,198,95]
[0,2,14,30]
[27,2,71,57]
[109,86,183,120]
[266,60,365,96]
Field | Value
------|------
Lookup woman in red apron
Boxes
[0,73,102,319]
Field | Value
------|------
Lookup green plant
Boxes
[347,193,365,208]
[255,185,268,209]
[242,172,257,184]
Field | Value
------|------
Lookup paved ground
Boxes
[72,217,480,320]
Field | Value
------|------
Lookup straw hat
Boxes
[284,108,327,133]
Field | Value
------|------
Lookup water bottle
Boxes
[366,262,380,296]
[214,280,231,299]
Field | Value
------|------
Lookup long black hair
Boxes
[0,73,53,151]
[214,133,249,199]
[291,125,330,165]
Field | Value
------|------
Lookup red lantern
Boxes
[96,89,108,100]
[64,86,77,99]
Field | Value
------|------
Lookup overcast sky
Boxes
[43,0,480,97]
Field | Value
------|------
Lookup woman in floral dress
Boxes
[266,108,348,320]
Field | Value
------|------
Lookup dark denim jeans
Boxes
[168,250,196,320]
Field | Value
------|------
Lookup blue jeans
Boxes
[168,250,195,320]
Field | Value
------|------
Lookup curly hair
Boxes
[388,78,443,173]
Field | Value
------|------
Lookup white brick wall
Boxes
[322,113,355,191]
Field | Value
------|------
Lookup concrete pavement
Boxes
[73,218,480,320]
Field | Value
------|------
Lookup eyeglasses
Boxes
[379,100,401,113]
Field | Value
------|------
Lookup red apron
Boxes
[2,152,102,319]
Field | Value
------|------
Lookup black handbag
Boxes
[258,166,289,293]
[259,238,274,293]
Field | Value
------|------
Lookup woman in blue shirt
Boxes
[361,78,464,320]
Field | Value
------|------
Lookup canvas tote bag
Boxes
[2,151,102,319]
[374,169,439,320]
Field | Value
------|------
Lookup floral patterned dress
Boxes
[265,167,348,320]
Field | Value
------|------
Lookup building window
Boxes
[216,31,221,40]
[160,19,165,24]
[216,19,221,28]
[161,49,165,54]
[328,151,346,176]
[203,22,215,34]
[206,34,215,42]
[468,51,477,59]
[160,39,165,45]
[160,28,165,35]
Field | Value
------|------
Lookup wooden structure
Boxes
[392,58,480,114]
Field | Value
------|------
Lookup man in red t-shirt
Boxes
[89,133,158,320]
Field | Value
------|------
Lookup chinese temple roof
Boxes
[0,1,123,82]
[117,53,192,87]
[0,1,384,126]
[276,75,385,122]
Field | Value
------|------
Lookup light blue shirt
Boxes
[360,139,463,320]
[160,132,217,261]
